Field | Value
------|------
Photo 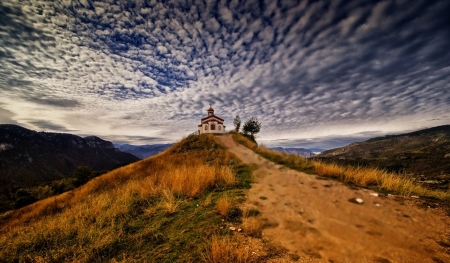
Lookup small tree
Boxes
[233,115,241,132]
[242,117,261,136]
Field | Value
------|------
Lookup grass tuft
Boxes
[242,217,263,237]
[160,189,181,214]
[216,195,233,217]
[203,234,252,263]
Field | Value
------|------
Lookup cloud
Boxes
[0,0,449,149]
[29,120,78,132]
[219,6,233,24]
[98,135,172,145]
[26,97,81,108]
[157,45,168,54]
[0,106,17,124]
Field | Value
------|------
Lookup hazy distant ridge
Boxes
[114,143,173,159]
[269,147,325,157]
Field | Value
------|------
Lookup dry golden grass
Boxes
[231,132,450,200]
[160,189,181,214]
[207,235,232,263]
[230,131,257,150]
[216,195,233,217]
[242,217,262,238]
[203,235,252,263]
[0,134,250,262]
[313,161,449,198]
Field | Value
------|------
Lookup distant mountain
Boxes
[114,143,173,159]
[0,124,140,188]
[317,125,450,187]
[270,147,325,158]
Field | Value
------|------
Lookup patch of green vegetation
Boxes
[136,196,226,262]
[234,163,253,189]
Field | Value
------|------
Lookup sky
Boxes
[1,0,450,149]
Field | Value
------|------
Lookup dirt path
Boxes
[218,135,450,263]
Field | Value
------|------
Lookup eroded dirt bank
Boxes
[218,135,450,263]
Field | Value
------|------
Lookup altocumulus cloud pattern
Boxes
[1,0,450,148]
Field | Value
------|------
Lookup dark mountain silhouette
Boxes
[114,143,173,159]
[317,125,450,189]
[0,124,140,189]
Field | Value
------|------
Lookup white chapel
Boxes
[198,105,226,134]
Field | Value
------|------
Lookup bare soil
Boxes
[218,135,450,263]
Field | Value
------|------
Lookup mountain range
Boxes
[0,124,139,191]
[269,147,325,157]
[2,122,450,208]
[114,143,173,159]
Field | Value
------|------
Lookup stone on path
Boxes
[348,197,364,205]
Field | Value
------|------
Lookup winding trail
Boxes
[218,135,450,263]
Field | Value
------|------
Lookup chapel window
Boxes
[211,124,216,130]
[205,125,208,130]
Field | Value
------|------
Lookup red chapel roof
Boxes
[201,115,224,121]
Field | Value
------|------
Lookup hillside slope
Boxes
[0,134,271,263]
[317,125,450,183]
[0,124,139,186]
[2,133,449,262]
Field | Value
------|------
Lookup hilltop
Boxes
[317,125,450,189]
[0,134,271,262]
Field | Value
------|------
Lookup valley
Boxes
[0,124,140,212]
